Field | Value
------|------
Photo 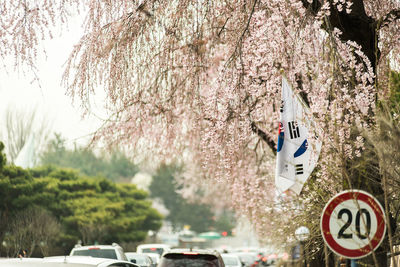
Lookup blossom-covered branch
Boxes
[250,121,276,155]
[377,8,400,28]
[2,1,400,263]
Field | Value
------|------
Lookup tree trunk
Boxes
[297,1,400,266]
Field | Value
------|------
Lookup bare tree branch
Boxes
[250,121,276,155]
[300,0,322,15]
[1,106,53,164]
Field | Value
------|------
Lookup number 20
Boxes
[337,208,371,239]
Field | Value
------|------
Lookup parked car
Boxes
[70,243,128,261]
[233,252,259,267]
[158,248,225,267]
[125,252,153,267]
[143,252,160,267]
[136,244,171,256]
[0,256,137,267]
[221,253,243,267]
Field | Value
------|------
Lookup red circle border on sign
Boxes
[320,190,386,259]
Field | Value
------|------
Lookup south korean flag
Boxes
[275,76,322,195]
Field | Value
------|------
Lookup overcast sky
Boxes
[0,16,106,147]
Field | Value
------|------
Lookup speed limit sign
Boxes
[320,190,386,259]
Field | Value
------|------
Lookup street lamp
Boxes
[148,230,156,243]
[295,226,310,267]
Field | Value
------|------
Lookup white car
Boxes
[143,252,160,267]
[221,253,243,267]
[0,256,137,267]
[70,243,128,261]
[136,244,171,256]
[124,252,153,267]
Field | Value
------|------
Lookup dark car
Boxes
[158,248,225,267]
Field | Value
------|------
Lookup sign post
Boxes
[320,190,386,259]
[295,226,310,267]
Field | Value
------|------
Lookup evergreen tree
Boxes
[40,134,139,181]
[149,164,235,233]
[0,146,162,256]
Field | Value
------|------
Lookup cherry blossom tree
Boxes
[2,0,400,265]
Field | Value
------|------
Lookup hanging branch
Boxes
[250,121,277,155]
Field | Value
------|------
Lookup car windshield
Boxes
[72,249,118,259]
[159,253,219,267]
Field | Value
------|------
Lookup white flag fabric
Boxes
[275,76,322,195]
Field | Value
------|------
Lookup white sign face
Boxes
[330,199,378,249]
[295,226,310,242]
[321,190,386,259]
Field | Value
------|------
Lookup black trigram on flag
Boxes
[295,164,304,175]
[288,121,300,139]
